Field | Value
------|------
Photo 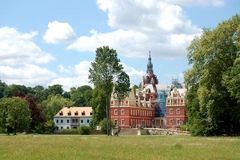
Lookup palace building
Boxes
[110,53,187,129]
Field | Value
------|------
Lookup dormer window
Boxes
[68,111,71,116]
[60,112,63,116]
[82,111,85,116]
[75,112,78,116]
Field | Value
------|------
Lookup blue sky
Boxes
[0,0,239,90]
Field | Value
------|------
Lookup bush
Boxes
[99,119,108,134]
[99,118,115,134]
[79,126,91,135]
[57,128,79,134]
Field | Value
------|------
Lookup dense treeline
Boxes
[185,15,240,136]
[0,81,93,134]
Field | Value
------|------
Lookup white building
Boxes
[54,107,93,130]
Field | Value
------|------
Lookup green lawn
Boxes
[0,135,239,160]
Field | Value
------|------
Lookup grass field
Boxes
[0,135,239,160]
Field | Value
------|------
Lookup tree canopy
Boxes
[0,97,31,135]
[184,15,240,136]
[89,46,130,133]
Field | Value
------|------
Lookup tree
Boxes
[46,84,64,96]
[0,97,31,135]
[31,85,48,103]
[0,80,7,98]
[91,86,107,126]
[15,93,46,130]
[114,71,130,135]
[223,57,240,102]
[4,84,29,97]
[70,85,93,106]
[41,95,73,120]
[184,15,240,136]
[89,46,124,135]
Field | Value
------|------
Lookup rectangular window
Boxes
[114,120,118,125]
[121,109,125,115]
[169,108,173,114]
[56,120,59,123]
[176,119,180,125]
[121,119,125,125]
[174,100,177,104]
[81,120,83,123]
[75,119,78,123]
[67,119,69,123]
[87,119,90,123]
[176,108,180,114]
[61,120,63,123]
[90,112,93,115]
[114,109,118,115]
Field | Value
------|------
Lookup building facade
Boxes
[54,107,92,130]
[110,53,187,129]
[166,88,187,129]
[110,53,157,128]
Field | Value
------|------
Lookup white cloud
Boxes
[164,0,225,7]
[43,21,75,44]
[68,0,202,58]
[121,63,145,78]
[51,61,144,91]
[0,64,56,87]
[0,27,54,65]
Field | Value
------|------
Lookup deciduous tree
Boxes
[0,97,31,135]
[185,15,240,136]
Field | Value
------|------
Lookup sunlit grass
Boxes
[0,135,239,160]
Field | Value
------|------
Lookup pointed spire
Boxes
[147,51,153,74]
[148,51,151,61]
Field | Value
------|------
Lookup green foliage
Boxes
[3,84,29,97]
[185,15,240,136]
[223,57,240,102]
[0,80,7,98]
[46,84,64,96]
[0,97,31,135]
[114,71,130,101]
[56,128,79,134]
[70,85,93,106]
[91,86,107,126]
[79,126,91,135]
[41,95,73,120]
[99,118,108,134]
[99,118,114,134]
[89,46,127,131]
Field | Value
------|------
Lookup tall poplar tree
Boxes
[89,46,129,135]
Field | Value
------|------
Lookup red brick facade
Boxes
[110,86,157,128]
[110,105,155,128]
[166,88,187,129]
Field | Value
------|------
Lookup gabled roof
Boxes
[54,107,92,117]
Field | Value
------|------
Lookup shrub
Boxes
[99,118,115,134]
[57,128,79,134]
[79,126,91,135]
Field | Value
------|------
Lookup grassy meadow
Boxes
[0,135,239,160]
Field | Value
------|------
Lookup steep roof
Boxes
[54,107,92,117]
